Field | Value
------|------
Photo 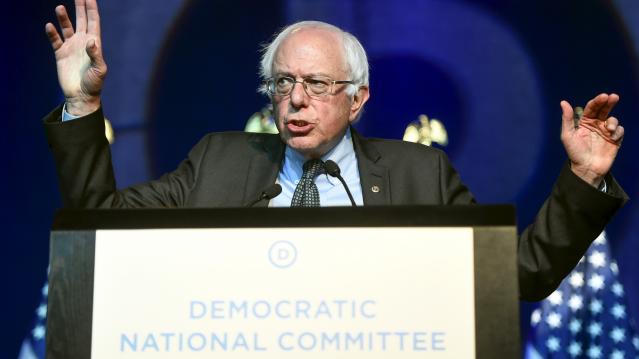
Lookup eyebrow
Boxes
[275,71,335,78]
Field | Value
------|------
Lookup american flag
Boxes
[526,232,639,359]
[17,281,47,359]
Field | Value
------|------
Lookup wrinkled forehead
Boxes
[273,27,349,77]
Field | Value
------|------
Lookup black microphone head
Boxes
[263,183,282,200]
[324,160,341,177]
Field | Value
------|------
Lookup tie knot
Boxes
[302,159,324,179]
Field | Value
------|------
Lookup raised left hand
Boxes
[560,93,624,187]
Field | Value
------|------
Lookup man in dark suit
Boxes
[44,0,627,301]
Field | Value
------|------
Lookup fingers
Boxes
[55,5,74,40]
[611,125,624,143]
[45,22,64,50]
[605,117,624,143]
[75,0,87,33]
[605,116,618,131]
[596,93,619,120]
[560,100,575,134]
[579,115,623,145]
[581,93,606,119]
[86,0,101,37]
[86,39,107,77]
[86,39,100,64]
[582,93,620,120]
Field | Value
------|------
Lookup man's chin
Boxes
[285,137,325,158]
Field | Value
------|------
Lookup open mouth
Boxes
[285,119,314,135]
[287,119,310,126]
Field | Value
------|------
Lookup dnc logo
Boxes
[268,240,297,269]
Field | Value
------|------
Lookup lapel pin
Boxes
[371,185,380,193]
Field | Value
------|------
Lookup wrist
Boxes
[65,96,101,117]
[569,163,603,188]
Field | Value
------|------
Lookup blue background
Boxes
[1,0,637,357]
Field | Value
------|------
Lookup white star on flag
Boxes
[612,282,624,297]
[610,327,626,343]
[611,304,626,320]
[588,250,606,268]
[546,336,560,352]
[593,233,607,244]
[569,272,584,288]
[568,294,583,311]
[546,312,562,328]
[548,290,563,306]
[587,344,602,359]
[32,325,45,340]
[588,322,603,337]
[568,341,582,356]
[589,299,603,315]
[569,319,582,334]
[531,309,541,325]
[36,304,47,319]
[588,273,605,291]
[610,262,619,274]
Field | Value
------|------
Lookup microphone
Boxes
[246,183,282,207]
[324,160,357,207]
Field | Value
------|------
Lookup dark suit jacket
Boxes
[44,105,628,301]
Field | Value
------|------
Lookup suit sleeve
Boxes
[436,150,627,301]
[43,105,209,208]
[437,150,476,205]
[516,163,628,301]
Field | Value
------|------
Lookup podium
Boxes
[47,206,520,358]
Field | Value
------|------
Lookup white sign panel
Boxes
[92,227,475,358]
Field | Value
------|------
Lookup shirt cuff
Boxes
[61,103,81,122]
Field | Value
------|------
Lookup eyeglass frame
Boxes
[263,75,355,98]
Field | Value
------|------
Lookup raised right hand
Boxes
[45,0,106,116]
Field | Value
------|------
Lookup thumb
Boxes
[85,39,107,77]
[560,100,575,134]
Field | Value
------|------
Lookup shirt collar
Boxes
[283,127,355,179]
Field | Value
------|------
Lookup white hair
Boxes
[258,21,369,97]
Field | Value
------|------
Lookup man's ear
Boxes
[349,86,370,122]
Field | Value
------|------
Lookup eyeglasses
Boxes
[264,75,354,98]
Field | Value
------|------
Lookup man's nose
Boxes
[289,81,310,108]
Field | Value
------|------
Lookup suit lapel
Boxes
[351,127,391,206]
[242,134,285,207]
[240,129,390,207]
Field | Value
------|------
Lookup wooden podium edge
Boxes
[47,230,95,359]
[52,205,516,229]
[474,226,520,358]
